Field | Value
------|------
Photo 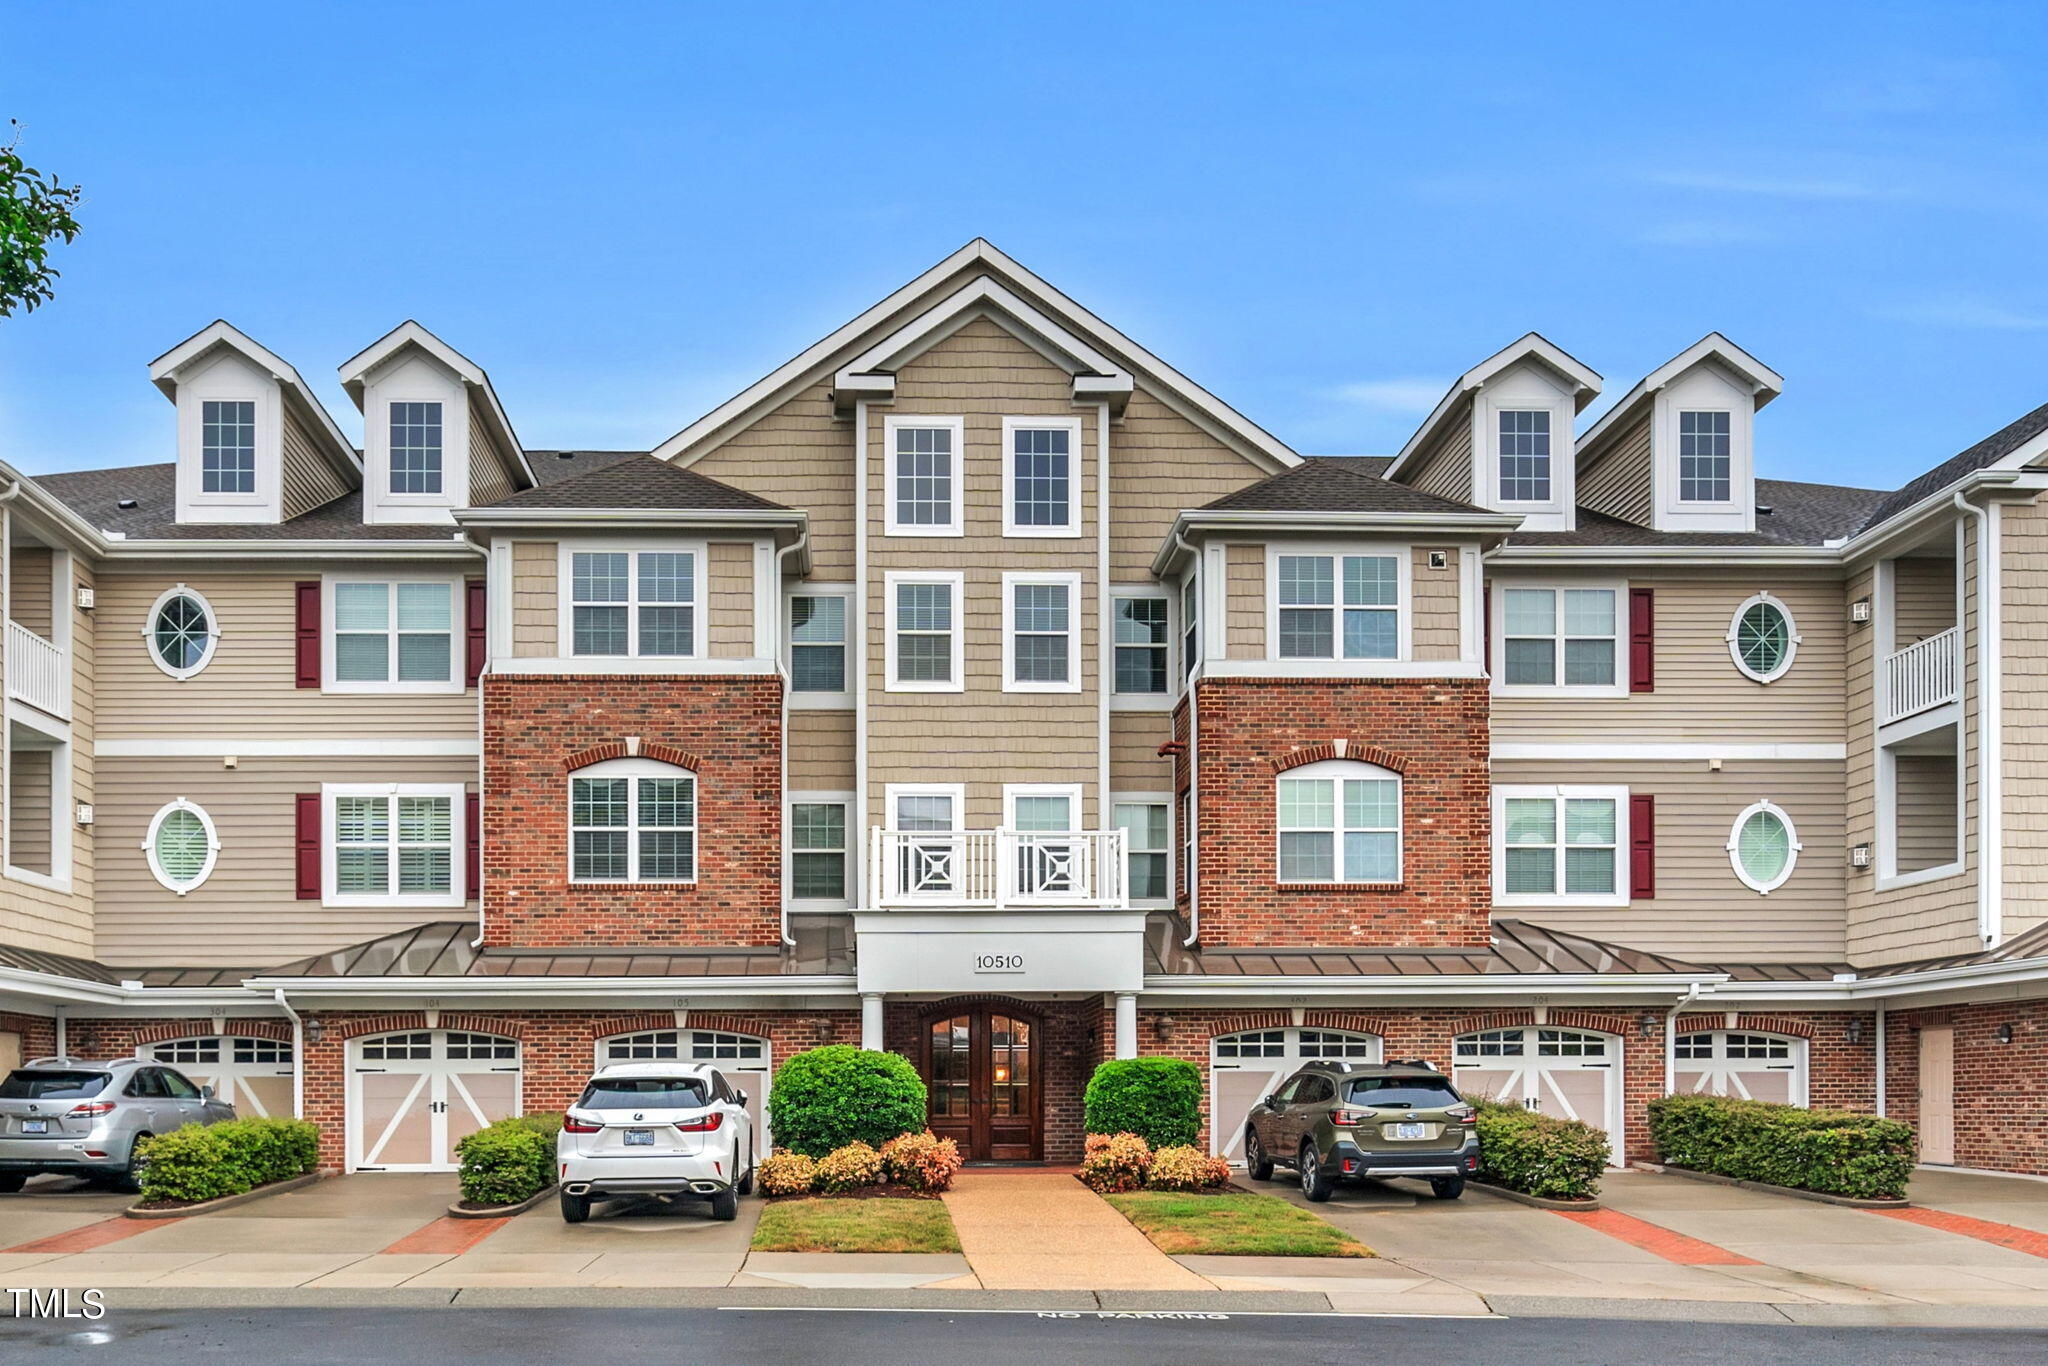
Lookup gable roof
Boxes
[1857,399,2048,534]
[1200,456,1493,516]
[1502,478,1885,549]
[146,320,360,486]
[337,320,536,490]
[1385,332,1602,480]
[1576,332,1784,461]
[462,453,790,516]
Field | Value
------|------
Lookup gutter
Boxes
[1664,980,1702,1095]
[1139,972,1728,1000]
[1953,489,2002,948]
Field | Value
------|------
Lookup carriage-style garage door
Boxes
[1209,1028,1382,1163]
[1453,1027,1623,1157]
[1673,1030,1807,1106]
[143,1036,296,1118]
[348,1030,521,1172]
[597,1029,773,1159]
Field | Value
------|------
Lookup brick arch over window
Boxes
[1449,1009,1537,1036]
[917,995,1050,1022]
[1549,1009,1635,1037]
[1302,1011,1396,1037]
[587,1012,677,1041]
[1199,1009,1292,1037]
[134,1018,292,1046]
[1270,740,1408,775]
[324,1012,530,1041]
[564,742,704,773]
[1674,1013,1818,1040]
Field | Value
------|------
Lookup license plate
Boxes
[20,1120,47,1135]
[1390,1122,1426,1140]
[624,1129,654,1146]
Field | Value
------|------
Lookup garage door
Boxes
[142,1036,296,1118]
[1453,1027,1622,1158]
[597,1029,771,1159]
[1673,1031,1807,1106]
[1209,1028,1381,1163]
[348,1030,521,1172]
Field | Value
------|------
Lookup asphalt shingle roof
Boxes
[1506,479,1885,549]
[33,465,458,541]
[1858,400,2048,533]
[1201,456,1492,516]
[474,454,787,513]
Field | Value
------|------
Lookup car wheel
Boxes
[1430,1175,1465,1201]
[1245,1129,1274,1182]
[1299,1143,1332,1203]
[113,1134,151,1193]
[0,1173,25,1194]
[560,1190,591,1224]
[709,1184,739,1222]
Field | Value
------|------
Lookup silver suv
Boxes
[0,1057,236,1191]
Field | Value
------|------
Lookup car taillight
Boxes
[673,1112,724,1133]
[562,1114,603,1134]
[1330,1108,1371,1128]
[68,1102,116,1119]
[1449,1106,1477,1125]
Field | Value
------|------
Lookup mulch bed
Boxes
[1072,1174,1255,1196]
[763,1183,945,1202]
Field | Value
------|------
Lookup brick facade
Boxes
[0,1011,58,1062]
[1883,998,2048,1176]
[480,674,785,948]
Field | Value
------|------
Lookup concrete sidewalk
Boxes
[941,1169,1209,1290]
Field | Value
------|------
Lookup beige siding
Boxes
[280,409,352,521]
[1110,387,1269,582]
[1894,554,1956,647]
[1491,571,1848,743]
[2003,495,2048,934]
[693,382,854,579]
[1413,545,1462,661]
[8,547,51,636]
[1492,758,1847,962]
[94,756,477,967]
[1895,752,1960,873]
[1578,414,1653,526]
[1110,711,1174,791]
[788,710,854,790]
[1,551,96,956]
[7,748,52,873]
[1225,544,1264,659]
[1408,397,1474,504]
[511,541,557,657]
[468,394,516,507]
[707,541,756,658]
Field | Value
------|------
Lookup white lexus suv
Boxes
[556,1062,756,1223]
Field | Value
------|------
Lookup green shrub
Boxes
[766,1047,927,1158]
[1472,1099,1607,1201]
[757,1150,818,1196]
[1647,1094,1914,1200]
[455,1115,558,1206]
[137,1117,320,1205]
[813,1140,886,1193]
[1083,1059,1202,1148]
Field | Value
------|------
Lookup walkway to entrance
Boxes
[940,1169,1207,1290]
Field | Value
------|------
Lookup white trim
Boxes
[1492,784,1630,909]
[786,790,855,912]
[1386,332,1602,479]
[1109,584,1174,708]
[1490,742,1846,761]
[1001,570,1083,694]
[337,320,533,490]
[490,656,778,676]
[321,783,465,909]
[1574,331,1784,458]
[1199,659,1486,681]
[1003,783,1084,832]
[785,583,855,708]
[1275,758,1403,886]
[1489,579,1627,698]
[98,738,483,757]
[142,584,220,681]
[884,570,965,693]
[321,573,465,695]
[142,798,220,896]
[1726,590,1801,684]
[1727,799,1801,895]
[1263,542,1412,664]
[882,415,965,537]
[568,755,699,886]
[556,541,707,663]
[1876,860,1967,894]
[1001,416,1084,538]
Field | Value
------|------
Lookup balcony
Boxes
[869,828,1129,909]
[1881,627,1958,727]
[6,620,69,720]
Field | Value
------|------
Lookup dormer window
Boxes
[202,401,257,494]
[389,401,444,495]
[1497,410,1551,503]
[1679,411,1731,502]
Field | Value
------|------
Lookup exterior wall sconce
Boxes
[1845,1019,1865,1045]
[1997,1023,2015,1045]
[1850,844,1872,870]
[305,1017,325,1045]
[1636,1013,1659,1039]
[1151,1012,1175,1042]
[1850,598,1872,625]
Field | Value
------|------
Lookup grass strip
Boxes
[750,1196,963,1254]
[1103,1190,1372,1257]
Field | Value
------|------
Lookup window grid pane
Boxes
[389,401,444,495]
[1112,596,1169,694]
[1011,427,1071,528]
[1498,409,1552,501]
[201,400,256,494]
[1012,583,1070,684]
[896,582,954,683]
[790,595,848,693]
[1679,411,1732,502]
[894,427,954,527]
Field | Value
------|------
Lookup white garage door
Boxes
[1209,1028,1382,1163]
[143,1036,296,1118]
[349,1030,521,1172]
[1673,1031,1807,1106]
[597,1029,772,1159]
[1454,1027,1623,1159]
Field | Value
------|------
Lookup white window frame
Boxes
[1676,409,1734,505]
[885,570,964,693]
[884,415,965,537]
[1264,544,1412,664]
[4,717,73,894]
[1003,783,1083,833]
[1275,758,1403,885]
[1113,792,1173,907]
[1726,591,1801,684]
[786,789,853,910]
[321,574,464,695]
[556,542,706,662]
[1110,586,1174,710]
[143,583,221,681]
[385,398,447,498]
[1001,416,1083,538]
[142,797,220,896]
[1493,408,1554,506]
[886,783,965,832]
[322,783,465,908]
[1001,571,1082,695]
[1490,580,1627,698]
[1492,784,1630,909]
[1727,799,1801,895]
[784,584,854,708]
[175,351,281,522]
[568,757,699,886]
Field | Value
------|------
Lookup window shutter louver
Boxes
[295,794,321,900]
[1628,587,1654,693]
[465,579,487,688]
[1630,793,1656,899]
[294,581,321,688]
[466,792,481,899]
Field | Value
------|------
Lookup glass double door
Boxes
[924,1007,1041,1162]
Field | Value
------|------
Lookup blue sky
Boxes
[4,1,2046,492]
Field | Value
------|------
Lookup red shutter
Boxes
[1630,794,1656,900]
[465,579,487,688]
[295,794,321,900]
[1628,587,1655,693]
[294,582,321,688]
[466,792,481,900]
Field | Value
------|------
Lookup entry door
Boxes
[1918,1025,1955,1165]
[923,1007,1041,1162]
[350,1030,521,1172]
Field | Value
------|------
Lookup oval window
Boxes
[1728,801,1800,894]
[146,799,219,894]
[147,586,218,680]
[1728,593,1798,683]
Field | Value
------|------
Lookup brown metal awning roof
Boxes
[1146,918,1717,977]
[1857,919,2048,978]
[257,919,855,979]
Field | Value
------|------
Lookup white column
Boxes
[1114,992,1138,1060]
[861,993,885,1050]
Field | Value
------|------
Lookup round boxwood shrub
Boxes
[767,1046,928,1158]
[1083,1058,1202,1148]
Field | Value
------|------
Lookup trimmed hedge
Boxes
[1647,1094,1915,1200]
[1083,1059,1202,1149]
[136,1118,320,1205]
[767,1047,928,1158]
[1472,1099,1608,1201]
[456,1113,563,1206]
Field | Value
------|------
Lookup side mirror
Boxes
[200,1085,216,1101]
[1261,1095,1276,1108]
[735,1090,749,1107]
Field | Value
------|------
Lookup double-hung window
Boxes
[789,799,849,901]
[388,401,444,495]
[201,400,257,494]
[788,590,850,697]
[1498,584,1620,691]
[1275,760,1401,884]
[1115,801,1171,901]
[1113,593,1171,697]
[1003,417,1081,536]
[327,578,458,691]
[570,759,696,883]
[886,417,963,536]
[1494,786,1628,907]
[325,785,463,906]
[1497,410,1551,502]
[1678,411,1731,502]
[1003,573,1079,693]
[567,548,697,658]
[1274,552,1402,660]
[886,572,962,691]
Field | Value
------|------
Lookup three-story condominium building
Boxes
[3,241,2046,1175]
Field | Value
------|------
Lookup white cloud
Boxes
[1868,296,2048,331]
[1328,378,1446,413]
[1646,170,1883,201]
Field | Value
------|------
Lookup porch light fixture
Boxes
[1997,1023,2015,1045]
[1850,598,1872,625]
[1850,843,1872,870]
[1636,1013,1659,1039]
[305,1018,325,1045]
[1845,1019,1864,1045]
[1152,1012,1176,1041]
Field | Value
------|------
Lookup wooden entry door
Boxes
[923,1006,1042,1162]
[1919,1025,1956,1165]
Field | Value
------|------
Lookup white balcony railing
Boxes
[6,620,68,720]
[1881,626,1958,727]
[869,828,1129,909]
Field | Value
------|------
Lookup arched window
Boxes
[145,585,219,679]
[570,757,697,884]
[1728,800,1801,894]
[1727,592,1799,683]
[144,798,219,894]
[1275,758,1401,884]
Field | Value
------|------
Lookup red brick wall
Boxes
[1189,678,1491,948]
[1671,1010,1877,1112]
[885,996,1103,1164]
[64,1016,292,1059]
[481,674,784,947]
[1885,998,2048,1175]
[0,1011,58,1062]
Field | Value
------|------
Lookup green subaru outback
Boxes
[1242,1059,1479,1201]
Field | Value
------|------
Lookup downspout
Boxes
[460,532,493,950]
[1874,1001,1888,1117]
[854,401,869,910]
[273,988,304,1120]
[1952,490,2001,947]
[1175,531,1200,947]
[775,527,810,947]
[1097,402,1111,864]
[1663,980,1702,1095]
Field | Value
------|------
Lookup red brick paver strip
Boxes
[1553,1208,1760,1265]
[1873,1207,2048,1259]
[5,1216,166,1255]
[379,1216,512,1257]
